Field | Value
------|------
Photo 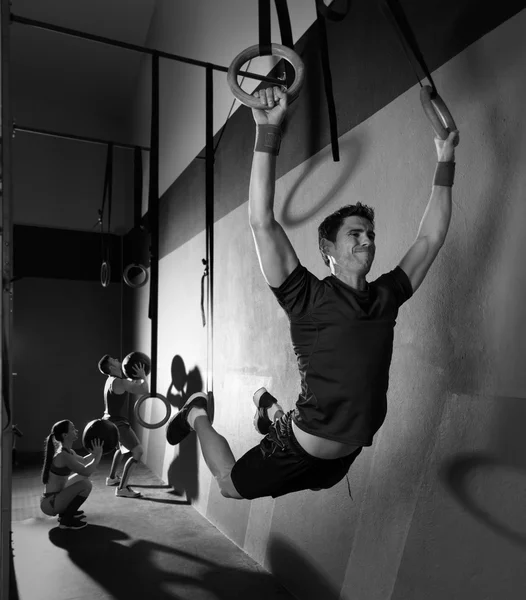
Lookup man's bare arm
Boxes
[249,87,299,288]
[399,130,459,294]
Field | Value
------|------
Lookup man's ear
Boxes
[321,239,333,262]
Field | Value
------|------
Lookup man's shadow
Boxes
[48,524,294,600]
[165,355,211,503]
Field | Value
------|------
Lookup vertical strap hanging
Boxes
[259,0,272,56]
[133,146,143,230]
[148,54,160,397]
[259,0,296,87]
[204,65,214,395]
[99,143,114,287]
[379,0,437,94]
[274,0,295,87]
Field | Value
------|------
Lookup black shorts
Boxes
[230,411,362,500]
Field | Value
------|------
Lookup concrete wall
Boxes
[130,2,526,599]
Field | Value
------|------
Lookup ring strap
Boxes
[274,0,295,87]
[259,0,272,56]
[315,2,340,162]
[133,147,142,230]
[259,1,295,87]
[380,0,437,94]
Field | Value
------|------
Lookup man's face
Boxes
[325,216,376,275]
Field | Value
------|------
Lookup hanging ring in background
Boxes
[123,263,149,289]
[227,43,305,108]
[134,393,171,429]
[100,261,111,288]
[420,86,457,140]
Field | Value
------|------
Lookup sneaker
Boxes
[166,392,209,446]
[106,475,121,486]
[253,387,279,435]
[59,517,88,530]
[115,485,142,498]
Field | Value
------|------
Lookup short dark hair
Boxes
[98,354,112,375]
[318,203,375,266]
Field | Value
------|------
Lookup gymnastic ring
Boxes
[100,261,111,288]
[134,393,171,430]
[123,263,149,289]
[420,85,457,141]
[227,43,305,109]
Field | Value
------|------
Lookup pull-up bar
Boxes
[10,14,285,88]
[13,124,150,152]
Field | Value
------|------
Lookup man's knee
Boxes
[218,472,243,500]
[131,444,143,461]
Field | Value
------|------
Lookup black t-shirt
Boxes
[270,263,413,447]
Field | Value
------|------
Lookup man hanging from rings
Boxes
[166,85,459,500]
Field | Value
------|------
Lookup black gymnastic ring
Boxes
[100,261,111,288]
[420,85,457,140]
[134,393,171,429]
[227,43,305,108]
[123,263,149,289]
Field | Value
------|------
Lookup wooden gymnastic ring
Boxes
[100,261,111,288]
[227,43,305,109]
[123,263,149,289]
[134,393,171,429]
[420,85,457,140]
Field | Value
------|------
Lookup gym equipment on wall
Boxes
[227,0,305,109]
[380,0,457,139]
[123,147,149,289]
[97,143,114,287]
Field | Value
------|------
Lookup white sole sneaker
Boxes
[106,476,121,486]
[115,486,142,498]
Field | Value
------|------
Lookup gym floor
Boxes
[10,455,293,600]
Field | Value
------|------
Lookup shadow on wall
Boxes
[440,453,526,549]
[280,136,364,228]
[165,355,210,504]
[267,535,341,600]
[436,18,526,545]
[48,525,293,600]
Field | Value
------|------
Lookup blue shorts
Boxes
[230,411,362,500]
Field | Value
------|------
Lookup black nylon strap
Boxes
[274,0,295,87]
[148,54,160,396]
[315,3,340,162]
[133,147,142,230]
[259,0,272,56]
[380,0,437,95]
[100,143,113,265]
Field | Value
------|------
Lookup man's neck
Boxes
[332,270,368,291]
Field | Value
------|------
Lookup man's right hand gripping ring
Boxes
[227,43,305,109]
